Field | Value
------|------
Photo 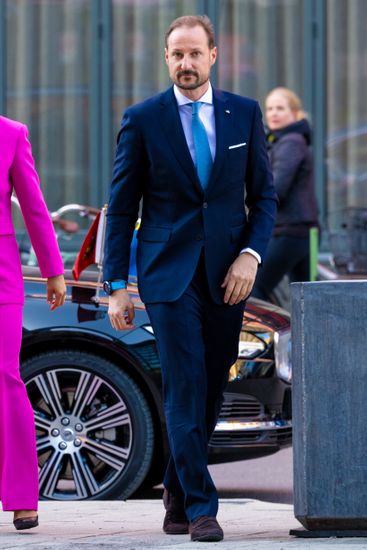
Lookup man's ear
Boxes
[210,46,217,66]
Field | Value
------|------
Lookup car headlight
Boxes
[229,332,267,381]
[274,329,292,383]
[237,333,266,359]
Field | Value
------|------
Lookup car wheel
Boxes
[22,350,154,501]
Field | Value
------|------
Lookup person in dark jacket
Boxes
[252,87,319,302]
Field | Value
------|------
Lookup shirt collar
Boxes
[174,82,213,106]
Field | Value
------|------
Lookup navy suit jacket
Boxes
[104,86,277,304]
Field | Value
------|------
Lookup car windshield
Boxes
[13,199,96,270]
[13,198,138,283]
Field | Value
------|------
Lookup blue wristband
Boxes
[103,280,127,295]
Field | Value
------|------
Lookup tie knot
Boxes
[191,101,202,115]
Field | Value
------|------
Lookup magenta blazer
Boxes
[0,115,64,304]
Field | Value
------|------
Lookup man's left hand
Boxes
[221,253,259,305]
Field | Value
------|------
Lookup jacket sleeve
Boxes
[271,134,307,202]
[10,124,64,278]
[103,109,147,281]
[243,102,278,260]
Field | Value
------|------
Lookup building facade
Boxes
[1,0,366,236]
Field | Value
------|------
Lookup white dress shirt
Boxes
[174,83,216,164]
[173,83,261,264]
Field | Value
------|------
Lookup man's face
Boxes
[165,25,217,91]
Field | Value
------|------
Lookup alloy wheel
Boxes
[26,367,134,500]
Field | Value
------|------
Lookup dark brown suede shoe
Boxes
[162,488,189,535]
[189,516,224,542]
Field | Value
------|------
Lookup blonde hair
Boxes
[266,87,306,121]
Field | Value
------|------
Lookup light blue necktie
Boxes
[191,101,213,190]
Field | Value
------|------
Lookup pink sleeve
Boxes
[10,124,64,278]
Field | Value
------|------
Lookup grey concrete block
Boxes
[291,281,367,531]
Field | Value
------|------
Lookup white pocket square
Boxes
[228,142,247,149]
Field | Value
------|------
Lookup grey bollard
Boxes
[291,281,367,534]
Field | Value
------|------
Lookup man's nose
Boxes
[180,56,193,70]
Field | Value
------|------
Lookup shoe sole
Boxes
[163,526,189,535]
[13,519,39,531]
[164,529,189,535]
[191,534,223,542]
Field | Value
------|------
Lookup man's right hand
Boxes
[108,289,135,330]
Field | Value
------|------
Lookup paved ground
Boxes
[209,447,293,503]
[1,500,367,549]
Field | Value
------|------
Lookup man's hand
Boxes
[47,275,67,311]
[108,289,135,330]
[221,253,259,305]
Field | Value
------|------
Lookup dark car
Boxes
[20,267,291,502]
[16,202,292,502]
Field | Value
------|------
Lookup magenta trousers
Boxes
[0,305,38,511]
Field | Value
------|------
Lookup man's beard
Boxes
[174,70,209,90]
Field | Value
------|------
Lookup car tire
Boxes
[21,350,154,501]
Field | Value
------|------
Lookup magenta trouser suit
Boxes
[0,116,63,511]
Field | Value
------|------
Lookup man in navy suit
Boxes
[104,15,277,542]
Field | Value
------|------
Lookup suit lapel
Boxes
[208,89,232,189]
[159,87,202,191]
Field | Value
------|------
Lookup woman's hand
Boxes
[47,275,67,311]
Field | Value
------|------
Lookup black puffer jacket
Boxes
[267,119,319,237]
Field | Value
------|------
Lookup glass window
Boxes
[6,0,92,211]
[217,0,304,105]
[111,0,200,138]
[326,0,367,229]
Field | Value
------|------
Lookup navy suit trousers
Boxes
[146,254,245,520]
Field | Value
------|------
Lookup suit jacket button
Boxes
[196,234,203,241]
[203,202,208,208]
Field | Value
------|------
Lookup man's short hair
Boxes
[165,15,215,49]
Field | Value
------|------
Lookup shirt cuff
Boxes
[240,247,261,264]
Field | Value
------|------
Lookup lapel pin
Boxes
[225,109,231,114]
